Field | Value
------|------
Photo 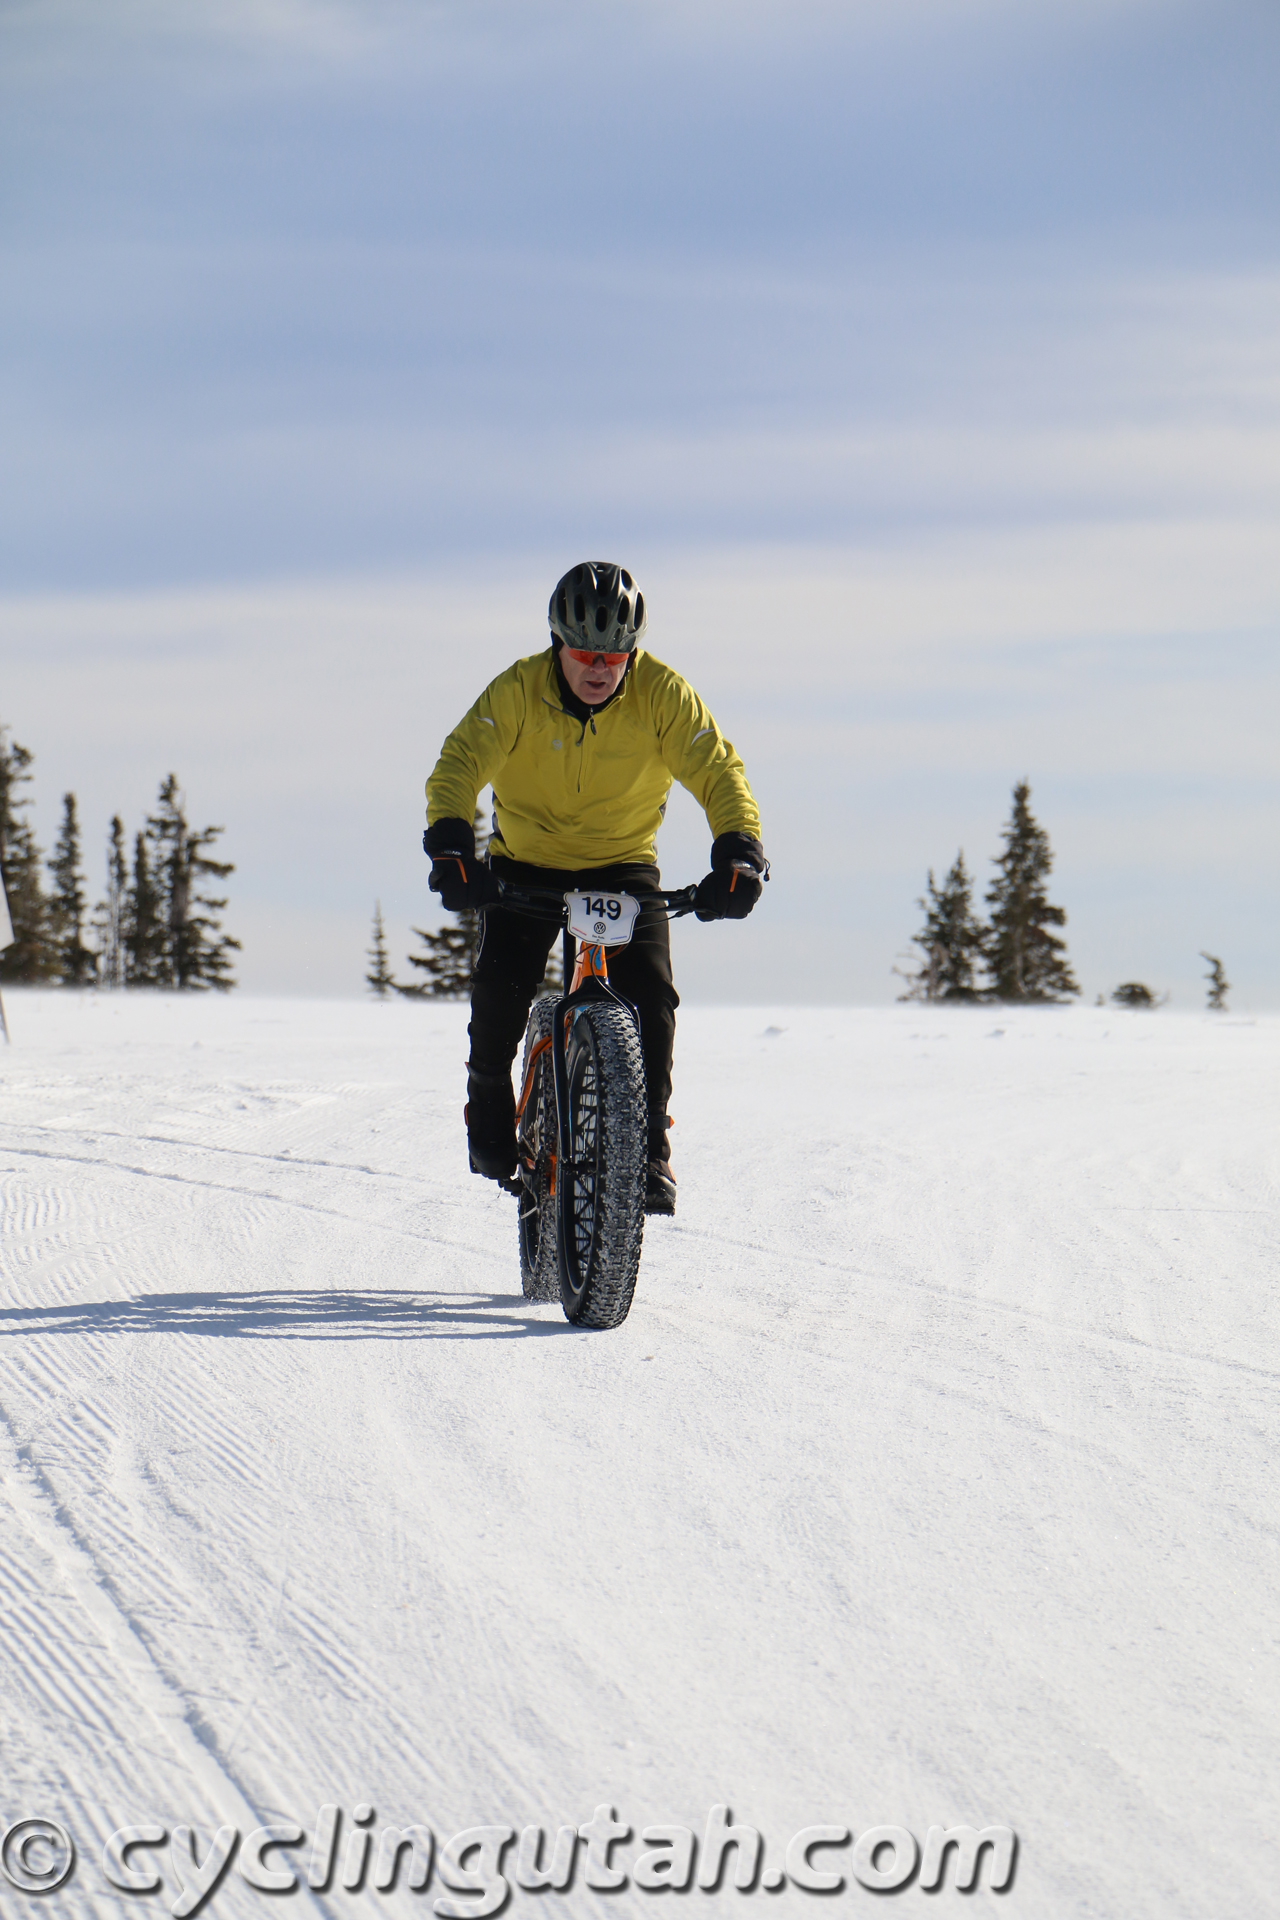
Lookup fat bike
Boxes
[490,881,699,1330]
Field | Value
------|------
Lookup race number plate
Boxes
[565,891,642,947]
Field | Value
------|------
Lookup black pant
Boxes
[470,859,679,1150]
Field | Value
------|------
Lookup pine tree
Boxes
[47,793,97,986]
[366,902,397,996]
[93,816,129,989]
[182,819,240,988]
[124,831,165,985]
[0,726,55,982]
[398,921,474,998]
[1200,952,1229,1011]
[899,850,985,1001]
[984,782,1079,1002]
[399,914,566,1000]
[143,775,240,989]
[1111,982,1157,1008]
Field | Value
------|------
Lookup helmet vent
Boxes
[594,606,609,633]
[633,592,644,629]
[574,594,586,621]
[621,569,633,590]
[617,597,630,626]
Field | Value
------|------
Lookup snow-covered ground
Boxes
[0,991,1276,1920]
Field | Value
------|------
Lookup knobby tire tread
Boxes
[516,995,560,1303]
[560,1002,647,1329]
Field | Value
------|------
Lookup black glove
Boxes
[694,832,768,922]
[424,817,500,912]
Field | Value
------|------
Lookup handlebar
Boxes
[486,880,702,924]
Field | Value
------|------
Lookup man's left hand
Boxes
[694,833,768,921]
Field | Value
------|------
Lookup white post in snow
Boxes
[0,868,13,1043]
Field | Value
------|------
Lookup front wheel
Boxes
[558,1001,647,1329]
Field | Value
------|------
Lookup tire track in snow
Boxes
[657,1223,1280,1382]
[0,1140,499,1267]
[1,1132,527,1857]
[0,1392,340,1920]
[0,1174,192,1301]
[9,1121,444,1188]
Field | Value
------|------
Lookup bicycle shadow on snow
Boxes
[0,1289,579,1342]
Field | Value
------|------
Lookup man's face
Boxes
[557,646,631,705]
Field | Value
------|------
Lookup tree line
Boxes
[0,725,239,990]
[899,781,1229,1009]
[363,780,1231,1010]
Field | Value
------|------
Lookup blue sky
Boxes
[2,0,1277,1003]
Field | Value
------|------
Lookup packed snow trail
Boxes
[0,993,1276,1920]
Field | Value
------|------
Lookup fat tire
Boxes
[516,995,560,1302]
[558,1001,647,1329]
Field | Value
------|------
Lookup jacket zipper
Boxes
[542,695,593,789]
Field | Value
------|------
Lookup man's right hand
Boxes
[424,817,500,912]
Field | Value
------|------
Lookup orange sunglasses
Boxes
[564,647,632,667]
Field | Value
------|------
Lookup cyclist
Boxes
[424,561,767,1216]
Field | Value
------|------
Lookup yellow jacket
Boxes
[426,648,761,869]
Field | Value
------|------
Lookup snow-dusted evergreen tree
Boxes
[94,816,129,989]
[984,782,1078,1002]
[124,832,165,985]
[1200,953,1229,1011]
[48,793,97,986]
[366,902,397,996]
[143,775,240,990]
[899,850,985,1001]
[0,726,55,982]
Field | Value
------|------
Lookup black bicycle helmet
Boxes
[548,562,647,652]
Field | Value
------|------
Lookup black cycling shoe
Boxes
[645,1115,676,1216]
[466,1068,517,1183]
[645,1158,677,1216]
[468,1139,519,1181]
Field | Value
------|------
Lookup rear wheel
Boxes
[558,1001,647,1328]
[516,996,560,1302]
